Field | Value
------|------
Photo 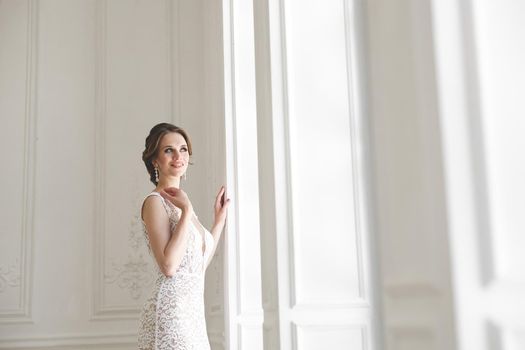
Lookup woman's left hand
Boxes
[214,185,230,227]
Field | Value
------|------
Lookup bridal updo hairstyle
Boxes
[142,122,193,185]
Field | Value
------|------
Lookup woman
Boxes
[137,122,230,349]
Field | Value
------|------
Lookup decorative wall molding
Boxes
[291,299,370,311]
[384,281,442,299]
[208,330,226,350]
[208,302,224,316]
[389,326,435,350]
[237,323,265,349]
[0,259,21,293]
[104,207,155,300]
[104,253,153,300]
[165,0,174,121]
[0,0,38,324]
[291,323,368,350]
[0,332,137,349]
[91,0,109,320]
[128,212,146,250]
[341,0,369,303]
[91,0,174,320]
[167,0,181,125]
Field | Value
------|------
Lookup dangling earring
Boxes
[154,167,159,183]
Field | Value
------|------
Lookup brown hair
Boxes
[142,123,193,185]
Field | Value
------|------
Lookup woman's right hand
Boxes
[160,187,193,213]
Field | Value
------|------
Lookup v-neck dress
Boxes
[137,191,215,350]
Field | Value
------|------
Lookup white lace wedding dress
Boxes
[138,191,215,350]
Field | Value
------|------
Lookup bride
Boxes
[137,122,230,349]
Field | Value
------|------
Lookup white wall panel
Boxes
[294,324,365,350]
[0,0,36,323]
[504,328,525,350]
[390,329,436,350]
[284,0,362,306]
[471,0,525,286]
[366,0,457,348]
[239,325,264,349]
[432,0,525,349]
[92,0,170,319]
[0,0,225,347]
[35,0,97,332]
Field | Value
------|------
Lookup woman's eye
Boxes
[164,147,186,154]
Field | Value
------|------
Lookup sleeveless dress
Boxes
[137,191,215,350]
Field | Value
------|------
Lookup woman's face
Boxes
[154,132,190,179]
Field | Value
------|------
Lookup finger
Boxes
[219,198,230,210]
[160,190,173,199]
[165,189,179,197]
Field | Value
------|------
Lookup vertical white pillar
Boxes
[432,0,525,349]
[365,0,457,348]
[222,0,265,349]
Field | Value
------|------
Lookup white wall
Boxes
[0,0,225,348]
[365,0,457,349]
[432,0,525,349]
[367,0,525,349]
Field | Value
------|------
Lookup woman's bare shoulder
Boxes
[141,193,168,221]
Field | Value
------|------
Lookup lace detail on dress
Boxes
[138,192,215,350]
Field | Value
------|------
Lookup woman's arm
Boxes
[204,220,226,269]
[142,196,194,277]
[205,185,230,269]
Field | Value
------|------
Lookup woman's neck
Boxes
[155,177,181,191]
